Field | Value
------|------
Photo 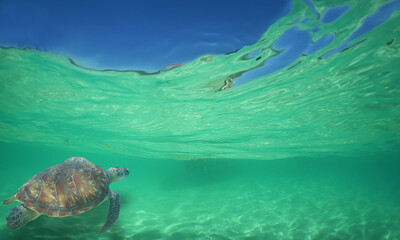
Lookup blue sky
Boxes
[0,0,291,72]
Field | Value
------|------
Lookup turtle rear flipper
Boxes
[2,195,16,205]
[6,205,40,230]
[99,190,120,234]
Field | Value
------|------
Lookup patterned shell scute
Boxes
[16,157,109,217]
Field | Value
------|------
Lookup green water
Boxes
[1,0,400,239]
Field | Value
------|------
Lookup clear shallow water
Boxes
[0,144,399,239]
[0,0,400,239]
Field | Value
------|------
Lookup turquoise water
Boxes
[1,0,400,239]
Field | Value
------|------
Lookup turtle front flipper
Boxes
[6,204,40,230]
[98,190,120,234]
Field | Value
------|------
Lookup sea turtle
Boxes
[2,157,130,234]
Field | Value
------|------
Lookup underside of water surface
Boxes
[0,0,399,239]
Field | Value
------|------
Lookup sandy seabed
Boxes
[1,171,399,240]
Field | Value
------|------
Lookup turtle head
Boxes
[106,167,130,183]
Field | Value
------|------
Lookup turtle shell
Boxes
[15,157,109,217]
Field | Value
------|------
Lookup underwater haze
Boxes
[1,0,400,239]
